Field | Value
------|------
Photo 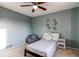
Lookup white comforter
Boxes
[27,39,57,57]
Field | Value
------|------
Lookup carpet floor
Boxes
[0,43,79,57]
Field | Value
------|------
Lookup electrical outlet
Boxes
[7,45,12,48]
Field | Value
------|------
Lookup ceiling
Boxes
[0,2,79,17]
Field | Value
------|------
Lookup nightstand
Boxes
[58,39,66,49]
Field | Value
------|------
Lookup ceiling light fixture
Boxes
[33,5,38,9]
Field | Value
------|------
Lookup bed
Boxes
[25,32,59,57]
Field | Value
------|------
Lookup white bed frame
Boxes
[24,32,59,57]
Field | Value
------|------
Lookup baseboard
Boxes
[12,41,26,48]
[67,46,79,51]
[5,40,26,50]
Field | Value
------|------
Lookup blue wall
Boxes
[32,10,72,46]
[71,7,79,48]
[32,7,79,48]
[0,7,32,48]
[1,6,79,49]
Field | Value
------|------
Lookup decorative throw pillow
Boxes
[26,34,40,44]
[42,33,52,40]
[51,33,59,41]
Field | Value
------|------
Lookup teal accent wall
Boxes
[1,5,79,49]
[71,7,79,48]
[32,10,72,46]
[0,7,32,48]
[32,7,79,48]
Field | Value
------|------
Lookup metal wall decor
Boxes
[52,19,58,31]
[46,19,51,30]
[46,18,58,32]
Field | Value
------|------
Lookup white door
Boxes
[0,28,7,50]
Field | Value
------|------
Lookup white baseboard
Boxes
[5,40,26,50]
[67,46,79,51]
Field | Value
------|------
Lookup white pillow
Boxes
[42,33,52,40]
[51,33,59,41]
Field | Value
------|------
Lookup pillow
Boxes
[42,33,52,40]
[51,33,59,41]
[26,34,40,44]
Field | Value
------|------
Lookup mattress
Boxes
[27,39,57,57]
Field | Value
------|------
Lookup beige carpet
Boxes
[26,48,79,57]
[55,48,79,57]
[0,42,79,57]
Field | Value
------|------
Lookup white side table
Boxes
[58,39,66,49]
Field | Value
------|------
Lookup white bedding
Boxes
[27,39,57,57]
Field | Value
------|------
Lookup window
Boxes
[0,28,7,50]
